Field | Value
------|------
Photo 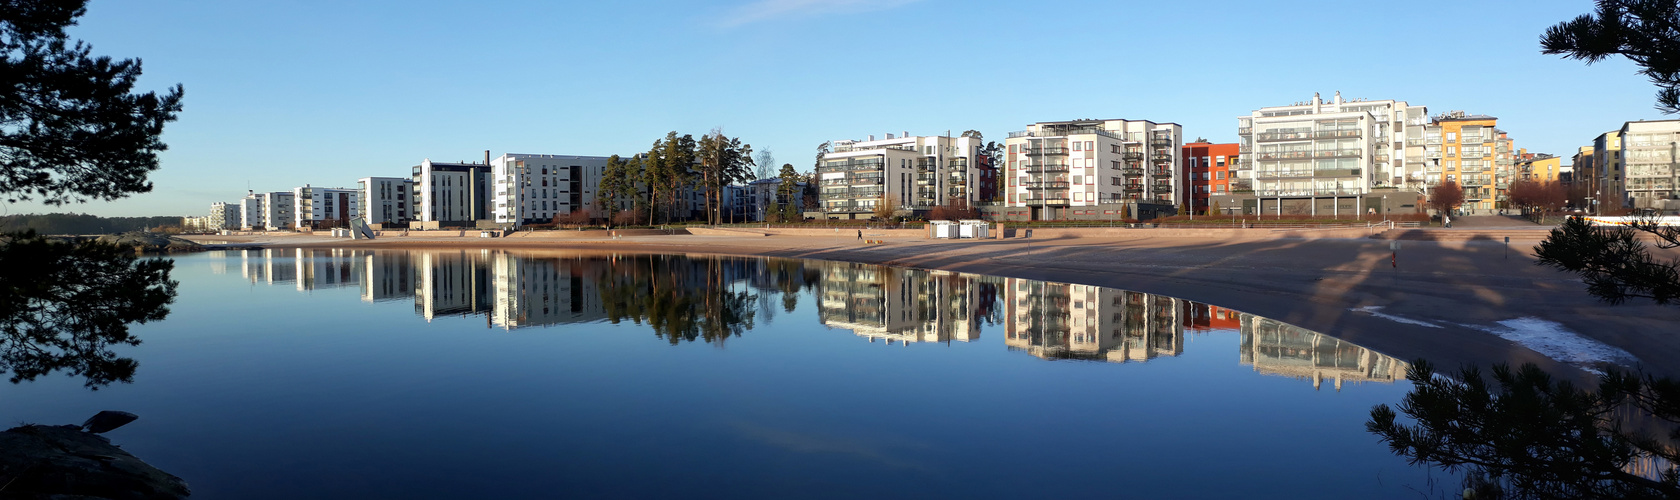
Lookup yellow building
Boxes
[1515,152,1563,183]
[1425,112,1509,214]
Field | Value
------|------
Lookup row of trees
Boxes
[0,213,185,235]
[1426,179,1586,217]
[594,131,825,226]
[596,130,758,226]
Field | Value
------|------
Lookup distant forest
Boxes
[0,213,183,235]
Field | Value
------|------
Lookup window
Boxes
[1216,171,1225,180]
[1073,142,1083,151]
[1008,144,1017,153]
[1085,141,1094,150]
[1446,132,1457,141]
[1215,156,1225,166]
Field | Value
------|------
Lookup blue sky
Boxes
[10,0,1666,216]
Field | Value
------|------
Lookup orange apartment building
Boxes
[1182,142,1239,215]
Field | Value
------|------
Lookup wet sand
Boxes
[186,230,1680,380]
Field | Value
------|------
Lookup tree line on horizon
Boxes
[592,130,820,226]
[0,213,184,235]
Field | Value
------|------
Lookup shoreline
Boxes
[185,231,1680,381]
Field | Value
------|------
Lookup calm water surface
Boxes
[3,249,1442,499]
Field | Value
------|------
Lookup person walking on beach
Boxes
[857,229,862,239]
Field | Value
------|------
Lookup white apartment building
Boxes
[292,185,359,230]
[414,158,492,225]
[1617,119,1680,211]
[358,177,414,226]
[1236,92,1426,216]
[209,201,240,230]
[1002,119,1183,220]
[488,153,611,227]
[240,191,294,230]
[816,132,986,219]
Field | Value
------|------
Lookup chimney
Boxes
[869,135,875,141]
[886,133,894,139]
[485,150,491,166]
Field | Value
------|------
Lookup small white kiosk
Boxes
[929,220,988,239]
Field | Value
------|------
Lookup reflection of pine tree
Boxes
[592,255,757,345]
[0,231,176,388]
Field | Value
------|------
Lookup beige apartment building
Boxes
[1001,119,1183,220]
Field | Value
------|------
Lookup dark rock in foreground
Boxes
[0,425,189,499]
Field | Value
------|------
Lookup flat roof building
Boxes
[1002,119,1184,220]
[1236,92,1426,216]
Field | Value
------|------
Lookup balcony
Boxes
[1255,170,1315,179]
[1024,181,1071,190]
[1406,139,1425,146]
[1151,185,1173,194]
[1256,151,1312,160]
[1254,188,1363,197]
[1151,169,1173,178]
[1150,154,1173,163]
[1023,164,1070,173]
[1238,127,1252,135]
[1124,185,1144,193]
[1022,198,1071,206]
[1316,149,1362,159]
[1149,139,1173,148]
[1254,131,1311,142]
[915,174,937,184]
[1120,167,1143,176]
[1024,147,1068,156]
[1121,152,1144,161]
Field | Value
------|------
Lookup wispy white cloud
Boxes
[715,0,924,28]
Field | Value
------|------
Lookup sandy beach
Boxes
[186,226,1680,380]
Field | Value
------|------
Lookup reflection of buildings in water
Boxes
[360,251,415,303]
[208,250,231,275]
[415,250,494,321]
[1239,314,1406,390]
[241,248,298,285]
[1005,279,1184,362]
[490,254,607,329]
[294,248,361,292]
[815,263,988,344]
[1183,303,1242,333]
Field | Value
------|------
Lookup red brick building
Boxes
[1181,142,1239,215]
